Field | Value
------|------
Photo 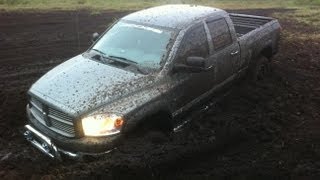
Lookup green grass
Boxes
[0,0,319,11]
[273,6,320,41]
[276,6,320,27]
[0,0,319,33]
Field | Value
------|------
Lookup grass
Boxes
[275,6,320,27]
[0,0,319,11]
[272,4,320,40]
[0,0,319,35]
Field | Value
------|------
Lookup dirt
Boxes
[0,8,320,179]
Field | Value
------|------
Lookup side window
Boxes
[207,18,232,50]
[176,24,209,63]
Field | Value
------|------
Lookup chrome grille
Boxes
[48,108,73,123]
[29,96,75,137]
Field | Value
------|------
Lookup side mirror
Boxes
[91,32,99,43]
[186,56,206,68]
[173,56,212,73]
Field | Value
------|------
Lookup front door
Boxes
[169,22,215,115]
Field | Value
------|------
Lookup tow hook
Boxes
[24,130,33,141]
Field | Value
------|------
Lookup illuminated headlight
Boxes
[81,114,124,136]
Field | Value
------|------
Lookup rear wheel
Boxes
[247,56,271,82]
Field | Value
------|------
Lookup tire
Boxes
[151,113,173,133]
[247,56,271,82]
[146,130,169,144]
[136,112,173,134]
[143,113,173,144]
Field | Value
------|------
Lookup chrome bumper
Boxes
[23,124,112,161]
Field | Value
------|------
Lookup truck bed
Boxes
[229,13,275,37]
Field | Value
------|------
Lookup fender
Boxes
[122,99,171,133]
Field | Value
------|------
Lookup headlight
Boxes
[81,114,124,136]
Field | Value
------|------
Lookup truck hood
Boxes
[29,55,156,115]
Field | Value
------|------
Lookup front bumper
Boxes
[23,124,114,161]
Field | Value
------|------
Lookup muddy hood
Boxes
[29,55,155,115]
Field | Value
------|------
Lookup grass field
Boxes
[0,0,320,10]
[1,0,319,29]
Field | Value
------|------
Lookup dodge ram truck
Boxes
[23,4,281,160]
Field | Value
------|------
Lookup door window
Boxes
[176,24,209,63]
[207,18,232,50]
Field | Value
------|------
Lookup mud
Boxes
[0,8,319,179]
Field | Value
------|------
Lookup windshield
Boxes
[91,21,174,70]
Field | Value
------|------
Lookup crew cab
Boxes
[23,4,281,160]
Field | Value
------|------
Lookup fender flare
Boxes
[121,99,172,133]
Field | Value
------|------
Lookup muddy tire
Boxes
[247,56,271,82]
[140,114,173,144]
[134,112,173,136]
[150,113,174,133]
[146,130,169,144]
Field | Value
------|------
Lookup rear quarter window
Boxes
[207,18,232,50]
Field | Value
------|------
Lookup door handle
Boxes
[231,50,239,56]
[205,64,214,71]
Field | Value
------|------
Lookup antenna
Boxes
[75,10,80,51]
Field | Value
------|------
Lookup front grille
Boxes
[29,96,75,137]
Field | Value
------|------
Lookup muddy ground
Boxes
[0,8,319,179]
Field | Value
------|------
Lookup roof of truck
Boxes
[122,4,226,29]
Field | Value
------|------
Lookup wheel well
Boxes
[261,46,273,59]
[141,110,173,132]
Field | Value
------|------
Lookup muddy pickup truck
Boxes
[24,5,281,160]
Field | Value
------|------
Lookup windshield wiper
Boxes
[89,51,148,74]
[90,49,115,63]
[107,55,148,75]
[107,55,137,64]
[91,48,107,56]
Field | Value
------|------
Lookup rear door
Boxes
[205,17,240,84]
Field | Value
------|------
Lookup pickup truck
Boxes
[23,4,281,160]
